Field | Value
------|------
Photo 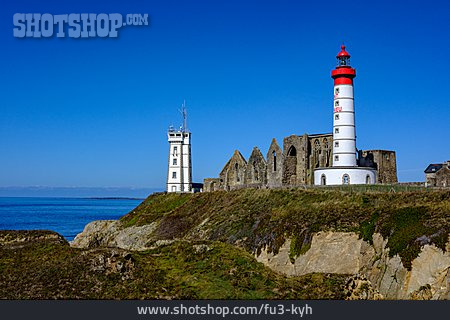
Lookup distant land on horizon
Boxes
[0,186,161,198]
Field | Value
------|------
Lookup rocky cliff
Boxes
[0,230,347,299]
[71,188,450,300]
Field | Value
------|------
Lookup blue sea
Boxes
[0,197,143,241]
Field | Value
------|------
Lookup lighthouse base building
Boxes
[314,167,377,186]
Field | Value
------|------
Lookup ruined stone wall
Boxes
[435,165,450,187]
[218,150,247,191]
[203,178,221,192]
[244,147,267,187]
[282,135,304,185]
[306,134,333,185]
[203,136,397,191]
[266,139,283,187]
[361,150,398,184]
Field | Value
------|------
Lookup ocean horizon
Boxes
[0,197,144,241]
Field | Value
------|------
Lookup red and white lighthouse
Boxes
[314,45,376,185]
[332,45,357,167]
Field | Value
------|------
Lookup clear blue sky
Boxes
[1,0,449,194]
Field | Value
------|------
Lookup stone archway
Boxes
[283,146,297,185]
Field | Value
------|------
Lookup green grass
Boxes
[121,188,449,268]
[121,192,191,227]
[0,231,347,299]
[2,188,448,298]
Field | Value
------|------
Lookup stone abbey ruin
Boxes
[203,133,397,192]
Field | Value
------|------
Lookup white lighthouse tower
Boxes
[314,45,376,185]
[167,101,192,193]
[331,45,357,167]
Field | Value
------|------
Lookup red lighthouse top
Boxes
[331,44,356,85]
[337,45,350,58]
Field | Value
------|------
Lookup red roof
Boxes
[337,45,350,58]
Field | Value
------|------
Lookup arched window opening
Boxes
[235,163,240,182]
[323,138,330,167]
[253,161,259,181]
[283,146,298,185]
[321,174,326,186]
[314,140,321,168]
[272,151,277,172]
[287,146,297,157]
[342,174,350,185]
[366,175,371,184]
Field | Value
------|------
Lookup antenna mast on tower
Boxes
[179,100,188,132]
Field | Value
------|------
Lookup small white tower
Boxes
[167,101,192,193]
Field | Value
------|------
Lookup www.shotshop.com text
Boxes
[137,303,312,317]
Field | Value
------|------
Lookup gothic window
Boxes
[321,174,326,185]
[287,146,297,156]
[253,161,259,181]
[366,175,371,184]
[323,138,330,167]
[314,140,321,168]
[342,174,350,185]
[272,151,277,172]
[172,172,177,179]
[235,163,240,182]
[173,158,177,165]
[314,140,320,151]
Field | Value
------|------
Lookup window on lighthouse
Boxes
[335,100,339,106]
[335,114,339,120]
[335,128,339,133]
[172,172,177,179]
[338,57,350,66]
[342,174,350,185]
[321,174,326,186]
[173,158,177,165]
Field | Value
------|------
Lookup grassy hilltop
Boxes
[0,187,449,299]
[121,187,449,269]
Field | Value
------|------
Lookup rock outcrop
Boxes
[71,220,157,251]
[0,230,67,249]
[70,189,450,300]
[255,231,449,300]
[72,222,449,300]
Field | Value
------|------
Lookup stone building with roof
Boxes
[424,161,450,187]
